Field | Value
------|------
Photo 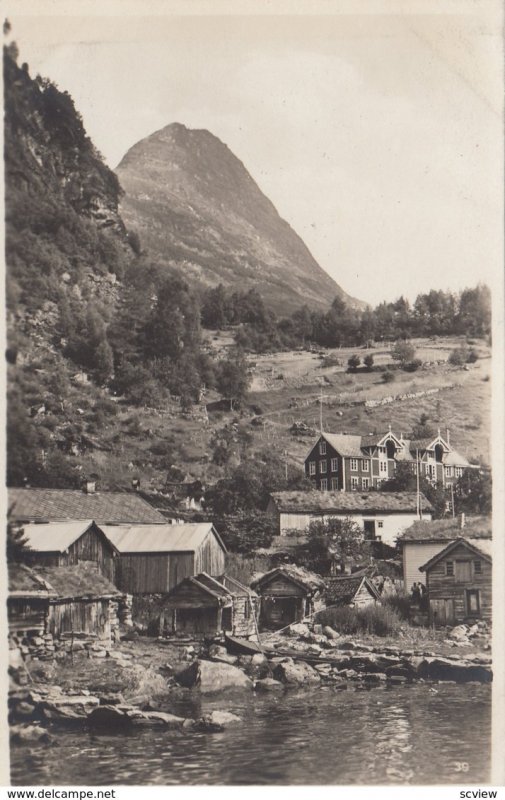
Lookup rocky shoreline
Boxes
[9,621,492,747]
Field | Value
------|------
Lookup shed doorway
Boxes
[261,596,303,629]
[431,598,455,625]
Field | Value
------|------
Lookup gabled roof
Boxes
[8,488,167,524]
[218,574,258,598]
[419,538,492,572]
[8,563,57,598]
[32,563,122,599]
[251,564,326,594]
[320,433,364,458]
[22,520,117,554]
[325,575,381,605]
[399,516,491,542]
[165,572,235,604]
[270,490,433,514]
[101,523,226,554]
[361,432,403,450]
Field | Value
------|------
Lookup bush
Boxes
[322,354,342,368]
[315,603,402,636]
[381,593,411,621]
[404,358,422,372]
[347,354,360,371]
[466,348,479,363]
[382,371,395,383]
[363,354,374,370]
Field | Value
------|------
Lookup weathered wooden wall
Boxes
[66,528,116,581]
[8,598,47,634]
[352,583,376,607]
[257,575,307,598]
[47,598,112,639]
[194,533,226,577]
[426,542,492,624]
[116,552,194,594]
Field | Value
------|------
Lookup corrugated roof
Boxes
[101,523,226,554]
[270,490,433,514]
[22,521,99,553]
[399,516,492,542]
[34,563,122,599]
[8,488,167,524]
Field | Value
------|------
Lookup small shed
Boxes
[101,523,227,594]
[35,563,124,643]
[251,565,326,630]
[419,537,492,625]
[8,564,56,640]
[163,573,258,638]
[325,575,381,608]
[22,520,118,582]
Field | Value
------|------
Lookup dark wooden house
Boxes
[419,537,492,625]
[163,573,258,638]
[325,575,381,608]
[22,520,118,582]
[8,564,56,641]
[251,565,326,630]
[102,523,226,594]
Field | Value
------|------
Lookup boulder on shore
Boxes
[193,711,242,731]
[176,659,253,693]
[415,657,492,683]
[39,695,100,721]
[10,724,53,745]
[272,658,321,686]
[254,677,284,692]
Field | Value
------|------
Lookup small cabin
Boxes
[324,575,381,608]
[419,538,492,625]
[163,573,258,638]
[251,565,326,630]
[102,523,227,594]
[8,564,55,642]
[22,520,118,582]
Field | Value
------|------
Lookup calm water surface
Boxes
[10,683,491,785]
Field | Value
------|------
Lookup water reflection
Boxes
[10,683,491,786]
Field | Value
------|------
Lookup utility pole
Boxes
[319,387,323,433]
[416,448,421,519]
[450,482,455,518]
[284,450,288,483]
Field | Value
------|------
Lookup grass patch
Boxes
[315,603,402,636]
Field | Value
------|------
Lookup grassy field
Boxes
[74,335,491,492]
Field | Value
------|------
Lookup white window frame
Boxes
[330,478,338,491]
[444,466,453,477]
[320,460,327,473]
[320,478,328,491]
[362,460,369,472]
[350,459,358,471]
[350,476,359,490]
[331,458,338,472]
[319,440,326,455]
[309,461,316,476]
[455,467,463,478]
[362,477,370,489]
[380,460,387,473]
[377,520,384,529]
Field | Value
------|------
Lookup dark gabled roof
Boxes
[8,563,56,598]
[251,564,326,594]
[165,572,238,605]
[218,574,258,598]
[33,563,122,599]
[270,490,433,514]
[8,488,167,525]
[419,538,492,572]
[325,575,381,605]
[399,516,492,542]
[319,433,364,458]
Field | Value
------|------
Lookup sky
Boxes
[4,0,503,306]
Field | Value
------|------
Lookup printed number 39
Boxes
[454,762,469,772]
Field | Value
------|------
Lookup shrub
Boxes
[347,354,360,371]
[322,354,342,368]
[404,358,422,372]
[466,348,479,363]
[382,371,395,383]
[381,593,411,621]
[363,354,374,370]
[315,603,402,636]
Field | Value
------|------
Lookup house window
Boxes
[331,458,338,472]
[455,560,472,582]
[474,560,482,575]
[380,461,387,474]
[466,589,480,617]
[320,478,328,491]
[244,599,251,619]
[350,459,358,471]
[319,440,326,455]
[362,460,369,472]
[320,460,327,473]
[350,476,359,490]
[446,561,454,576]
[377,521,384,529]
[362,478,370,489]
[309,461,316,475]
[444,466,453,478]
[455,467,463,478]
[376,479,382,489]
[330,478,338,490]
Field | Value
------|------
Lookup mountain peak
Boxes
[116,125,362,313]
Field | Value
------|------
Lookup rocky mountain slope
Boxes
[116,123,360,313]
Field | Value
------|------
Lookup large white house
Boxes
[267,490,433,547]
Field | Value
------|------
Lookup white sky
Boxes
[4,0,503,306]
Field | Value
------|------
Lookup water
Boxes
[10,683,491,785]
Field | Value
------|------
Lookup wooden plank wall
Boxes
[116,553,194,593]
[67,528,116,581]
[194,533,226,576]
[257,575,307,598]
[427,542,492,622]
[47,599,111,639]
